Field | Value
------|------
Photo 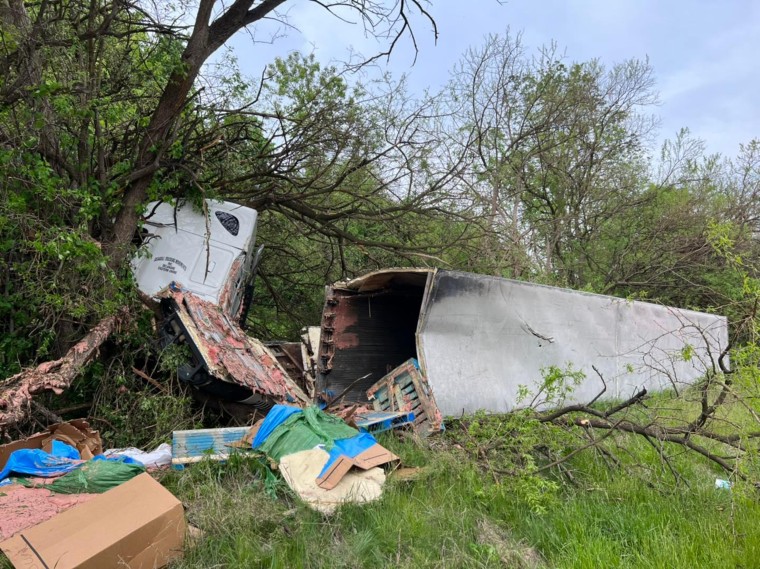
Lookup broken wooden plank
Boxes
[366,359,443,437]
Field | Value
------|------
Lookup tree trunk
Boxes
[0,311,125,430]
[106,34,209,266]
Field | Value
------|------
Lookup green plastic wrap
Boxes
[259,406,358,461]
[42,459,146,494]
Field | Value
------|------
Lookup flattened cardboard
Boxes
[0,473,185,569]
[40,422,100,461]
[0,420,102,470]
[316,443,398,491]
[227,419,264,450]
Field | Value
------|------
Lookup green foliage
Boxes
[93,378,197,449]
[461,410,563,514]
[0,148,130,377]
[528,364,587,407]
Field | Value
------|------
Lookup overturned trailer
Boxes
[317,269,729,416]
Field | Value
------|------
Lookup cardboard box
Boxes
[0,473,185,568]
[0,420,102,469]
[316,443,398,490]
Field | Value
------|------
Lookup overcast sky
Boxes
[230,1,759,158]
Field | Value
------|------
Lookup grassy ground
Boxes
[4,386,759,568]
[160,419,760,569]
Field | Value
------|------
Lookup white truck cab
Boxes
[132,200,260,320]
[130,198,284,406]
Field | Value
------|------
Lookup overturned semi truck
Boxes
[316,269,729,416]
[132,200,729,417]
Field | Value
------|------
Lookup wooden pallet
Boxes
[366,359,443,437]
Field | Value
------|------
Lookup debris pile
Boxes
[0,421,184,568]
[0,263,732,566]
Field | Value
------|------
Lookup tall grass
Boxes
[163,419,760,569]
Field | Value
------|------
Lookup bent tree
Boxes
[0,0,440,427]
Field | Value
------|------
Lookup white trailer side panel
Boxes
[419,271,728,416]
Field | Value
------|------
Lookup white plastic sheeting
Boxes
[103,443,172,469]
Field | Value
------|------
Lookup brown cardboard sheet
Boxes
[316,443,398,491]
[0,473,185,569]
[0,420,102,470]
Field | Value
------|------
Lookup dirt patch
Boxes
[477,518,545,569]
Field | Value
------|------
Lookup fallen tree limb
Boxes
[552,415,742,478]
[0,310,125,429]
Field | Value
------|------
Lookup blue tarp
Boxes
[252,404,303,449]
[318,431,378,478]
[0,440,82,482]
[0,441,142,485]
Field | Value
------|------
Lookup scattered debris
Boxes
[40,457,145,494]
[267,341,312,398]
[228,419,264,450]
[0,440,83,484]
[253,406,358,462]
[354,410,416,434]
[243,405,397,510]
[715,478,732,490]
[316,432,398,490]
[0,419,102,471]
[104,443,172,469]
[0,473,185,569]
[327,403,373,424]
[279,448,386,514]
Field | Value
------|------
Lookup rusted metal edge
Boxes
[334,268,433,293]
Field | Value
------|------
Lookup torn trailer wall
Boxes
[316,269,729,416]
[159,288,310,409]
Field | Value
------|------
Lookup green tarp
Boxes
[41,459,145,494]
[258,406,358,461]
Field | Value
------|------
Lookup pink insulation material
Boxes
[0,484,97,540]
[167,290,310,405]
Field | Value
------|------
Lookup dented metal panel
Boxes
[165,289,310,406]
[419,271,728,415]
